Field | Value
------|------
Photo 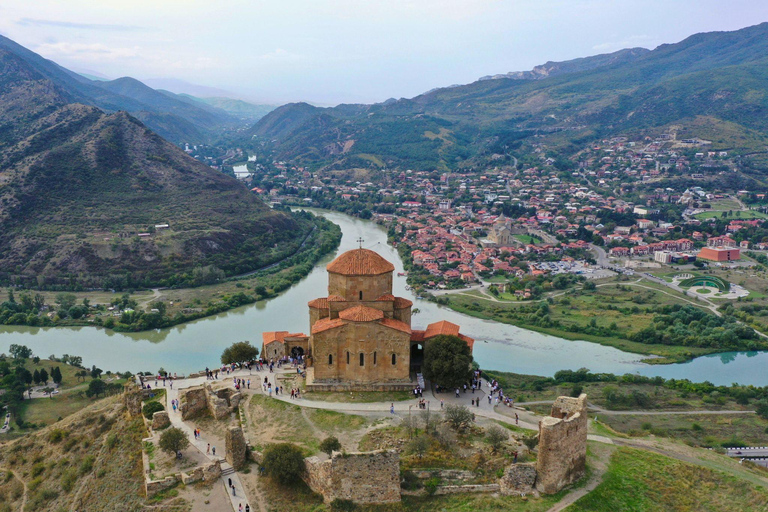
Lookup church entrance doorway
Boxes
[291,346,305,359]
[410,343,424,372]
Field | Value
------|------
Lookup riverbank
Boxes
[443,298,714,364]
[0,214,341,333]
[419,270,768,365]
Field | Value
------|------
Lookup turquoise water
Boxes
[1,210,767,386]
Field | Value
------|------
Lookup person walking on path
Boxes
[390,403,394,415]
[440,399,444,409]
[207,444,210,455]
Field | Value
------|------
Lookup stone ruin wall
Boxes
[304,450,401,504]
[536,393,588,494]
[179,383,240,421]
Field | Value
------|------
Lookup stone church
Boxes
[263,248,473,390]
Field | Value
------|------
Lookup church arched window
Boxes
[359,290,363,300]
[346,351,350,365]
[392,353,397,365]
[328,354,333,365]
[359,353,364,366]
[373,352,377,365]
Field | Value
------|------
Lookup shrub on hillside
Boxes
[320,436,342,456]
[142,401,164,420]
[262,443,305,485]
[443,404,474,431]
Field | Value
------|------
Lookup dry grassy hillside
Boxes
[0,397,162,512]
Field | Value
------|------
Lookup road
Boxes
[726,446,768,458]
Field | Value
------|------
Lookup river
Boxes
[1,210,767,386]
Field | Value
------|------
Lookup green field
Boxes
[694,209,768,220]
[570,447,768,511]
[444,282,731,363]
[514,234,541,244]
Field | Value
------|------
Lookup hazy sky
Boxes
[1,1,767,105]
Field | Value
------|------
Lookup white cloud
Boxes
[34,42,141,62]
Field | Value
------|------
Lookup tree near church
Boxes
[220,341,259,365]
[422,335,473,390]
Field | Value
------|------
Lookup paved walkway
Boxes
[164,378,251,512]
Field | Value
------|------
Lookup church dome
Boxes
[326,248,395,276]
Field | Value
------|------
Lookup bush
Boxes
[485,425,509,451]
[48,429,67,443]
[319,436,342,456]
[443,404,473,431]
[406,435,431,459]
[142,401,164,420]
[424,477,441,495]
[262,443,305,485]
[522,435,539,451]
[330,498,358,512]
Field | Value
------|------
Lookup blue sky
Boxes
[1,0,767,105]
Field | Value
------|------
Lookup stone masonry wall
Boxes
[179,384,239,421]
[536,394,588,494]
[304,450,400,504]
[225,426,247,470]
[499,463,537,495]
[179,386,208,420]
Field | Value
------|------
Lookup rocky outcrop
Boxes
[225,426,248,470]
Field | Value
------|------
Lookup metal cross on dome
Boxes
[356,237,364,248]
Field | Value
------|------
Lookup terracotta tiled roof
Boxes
[410,330,426,342]
[262,331,288,344]
[424,320,460,338]
[263,331,306,344]
[308,297,329,309]
[393,297,413,309]
[338,305,384,322]
[327,295,346,302]
[326,248,395,276]
[379,317,411,334]
[311,318,345,334]
[376,294,396,301]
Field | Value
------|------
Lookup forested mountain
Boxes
[0,34,239,143]
[251,23,768,171]
[0,42,305,289]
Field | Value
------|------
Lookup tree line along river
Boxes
[1,209,767,386]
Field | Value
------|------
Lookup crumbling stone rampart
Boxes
[225,426,248,470]
[304,450,400,504]
[178,383,240,421]
[499,462,537,495]
[535,393,588,494]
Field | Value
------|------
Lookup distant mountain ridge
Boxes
[0,39,303,289]
[250,23,768,172]
[0,34,245,143]
[478,47,650,81]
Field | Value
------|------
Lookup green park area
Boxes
[443,280,768,363]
